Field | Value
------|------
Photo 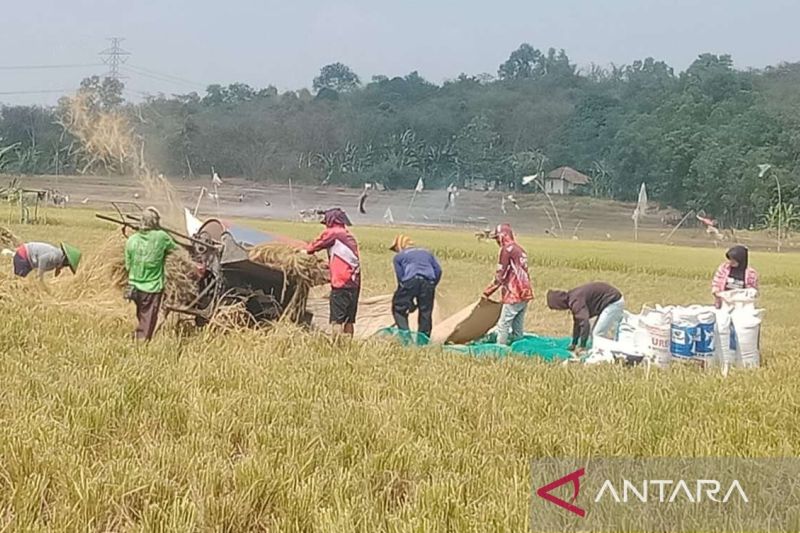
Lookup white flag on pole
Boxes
[184,208,202,236]
[637,183,648,214]
[415,177,424,193]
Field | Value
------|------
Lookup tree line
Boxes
[2,44,800,228]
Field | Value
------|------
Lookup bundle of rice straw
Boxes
[0,225,20,250]
[247,243,328,322]
[67,233,199,309]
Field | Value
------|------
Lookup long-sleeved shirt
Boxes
[393,248,441,284]
[307,225,361,289]
[712,262,758,307]
[490,241,533,304]
[566,282,622,347]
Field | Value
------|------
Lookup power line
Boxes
[99,37,130,80]
[0,63,102,70]
[123,64,204,88]
[0,89,75,95]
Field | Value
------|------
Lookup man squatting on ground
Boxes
[390,234,442,340]
[13,241,81,282]
[546,281,624,355]
[482,223,533,345]
[306,208,361,337]
[124,207,176,341]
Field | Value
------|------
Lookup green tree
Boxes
[498,43,543,80]
[313,63,361,93]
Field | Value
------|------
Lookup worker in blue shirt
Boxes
[390,234,442,339]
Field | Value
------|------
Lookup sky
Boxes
[2,0,799,105]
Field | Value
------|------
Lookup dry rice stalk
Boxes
[57,92,137,174]
[207,301,258,332]
[247,243,328,322]
[0,225,20,250]
[63,232,199,308]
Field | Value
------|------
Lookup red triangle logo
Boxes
[536,467,586,517]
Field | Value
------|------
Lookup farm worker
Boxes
[390,234,442,341]
[482,223,533,345]
[12,241,81,281]
[124,207,176,341]
[306,208,361,337]
[712,245,758,308]
[546,282,624,354]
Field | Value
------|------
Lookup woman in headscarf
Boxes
[306,208,361,337]
[712,245,759,308]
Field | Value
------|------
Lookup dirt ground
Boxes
[5,173,795,251]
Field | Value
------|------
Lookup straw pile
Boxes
[247,243,329,322]
[65,233,199,309]
[0,225,20,250]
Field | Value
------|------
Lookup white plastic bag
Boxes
[731,308,763,368]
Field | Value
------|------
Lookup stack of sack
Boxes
[586,289,763,371]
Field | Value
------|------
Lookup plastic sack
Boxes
[730,308,763,368]
[640,308,672,368]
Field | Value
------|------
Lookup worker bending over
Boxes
[306,208,361,337]
[482,223,533,345]
[390,234,441,340]
[546,282,624,354]
[13,241,81,281]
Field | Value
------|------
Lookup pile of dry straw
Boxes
[248,243,328,323]
[0,225,20,251]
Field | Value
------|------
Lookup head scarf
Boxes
[390,234,414,252]
[546,289,570,310]
[726,245,749,282]
[490,223,515,245]
[321,208,351,228]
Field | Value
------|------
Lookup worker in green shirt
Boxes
[124,207,177,341]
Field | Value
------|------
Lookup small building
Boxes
[543,166,591,195]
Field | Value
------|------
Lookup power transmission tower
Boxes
[99,37,130,80]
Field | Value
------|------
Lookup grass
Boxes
[1,207,799,531]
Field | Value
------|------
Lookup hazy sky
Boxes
[2,0,799,105]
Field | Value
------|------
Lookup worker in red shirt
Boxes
[306,208,361,337]
[483,223,533,345]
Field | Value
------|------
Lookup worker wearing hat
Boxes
[12,241,81,281]
[124,207,177,341]
[390,234,442,341]
[483,223,533,345]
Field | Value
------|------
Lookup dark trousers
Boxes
[392,277,436,337]
[132,289,163,341]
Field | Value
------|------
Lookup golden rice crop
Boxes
[1,206,799,531]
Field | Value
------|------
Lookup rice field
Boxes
[1,207,799,531]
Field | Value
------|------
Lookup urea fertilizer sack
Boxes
[639,308,671,368]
